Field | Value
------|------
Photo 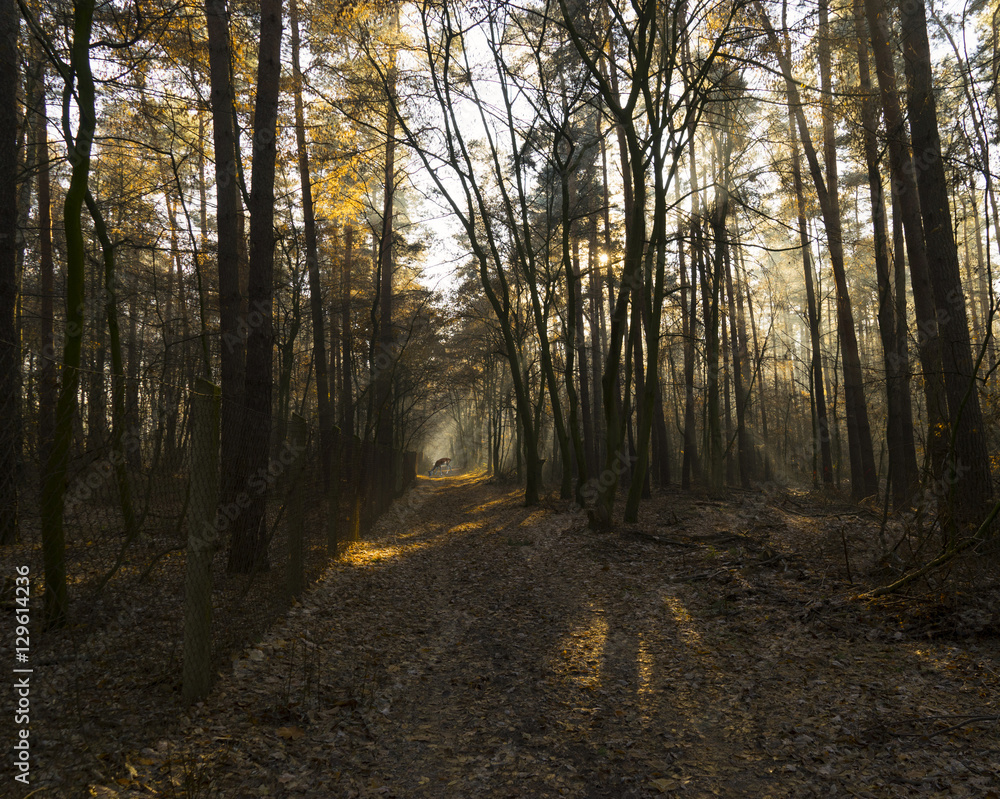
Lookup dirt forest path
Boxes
[117,473,999,799]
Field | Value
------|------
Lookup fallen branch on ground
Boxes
[863,499,1000,598]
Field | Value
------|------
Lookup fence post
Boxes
[348,435,362,541]
[183,378,220,703]
[380,447,392,507]
[287,414,306,598]
[326,426,342,556]
[393,450,404,497]
[403,451,416,489]
[361,439,374,535]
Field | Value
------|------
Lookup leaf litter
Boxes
[73,475,1000,798]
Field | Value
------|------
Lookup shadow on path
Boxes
[107,475,1000,799]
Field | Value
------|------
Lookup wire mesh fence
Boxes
[0,372,416,793]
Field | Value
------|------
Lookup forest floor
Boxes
[59,473,1000,797]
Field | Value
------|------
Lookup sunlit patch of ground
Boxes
[635,631,656,714]
[550,605,609,691]
[341,541,436,566]
[475,496,509,512]
[663,593,704,649]
[519,509,551,529]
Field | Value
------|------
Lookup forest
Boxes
[1,0,1000,794]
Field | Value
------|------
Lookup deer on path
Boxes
[429,457,451,477]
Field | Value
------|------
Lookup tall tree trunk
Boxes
[587,214,603,472]
[724,230,751,486]
[761,0,877,498]
[626,134,671,519]
[816,0,877,498]
[522,265,574,499]
[376,9,399,452]
[960,196,982,349]
[790,134,833,487]
[681,221,701,489]
[929,5,1000,384]
[290,0,333,486]
[0,0,17,545]
[863,0,949,482]
[967,190,997,371]
[227,0,283,573]
[731,217,755,484]
[125,270,141,470]
[37,87,57,484]
[341,223,355,434]
[83,188,141,578]
[194,114,213,376]
[721,294,735,485]
[628,283,649,501]
[647,225,673,490]
[682,117,702,490]
[890,192,918,486]
[585,3,655,526]
[782,35,830,489]
[742,247,770,480]
[41,0,98,624]
[573,237,596,483]
[651,372,671,487]
[86,262,107,457]
[15,60,41,485]
[330,223,340,421]
[704,206,726,496]
[898,0,993,517]
[204,0,247,538]
[854,0,918,506]
[163,194,184,464]
[556,145,588,503]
